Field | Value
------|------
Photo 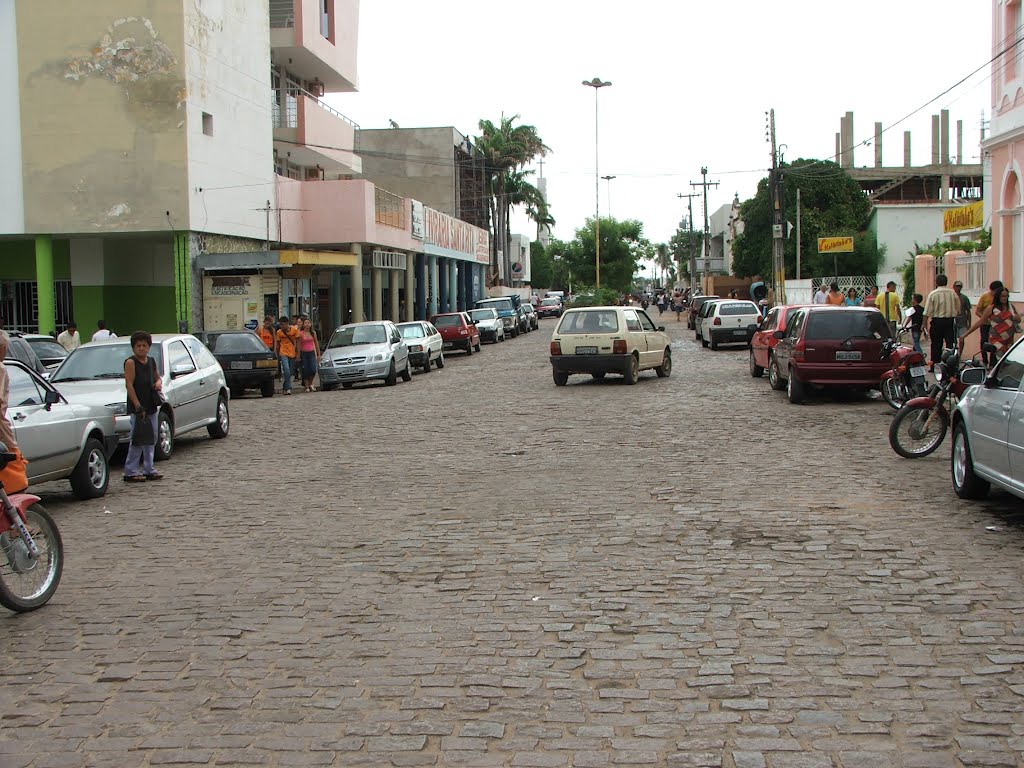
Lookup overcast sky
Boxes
[328,1,993,248]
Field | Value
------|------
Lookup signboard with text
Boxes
[817,236,855,253]
[943,201,984,234]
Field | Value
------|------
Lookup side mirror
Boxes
[44,389,61,410]
[171,363,195,378]
[773,330,785,340]
[959,366,988,386]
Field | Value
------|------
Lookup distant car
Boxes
[23,334,69,371]
[193,330,277,398]
[749,304,814,378]
[693,299,727,344]
[549,306,672,386]
[318,321,412,390]
[522,303,539,330]
[698,300,761,350]
[431,312,482,355]
[687,295,720,330]
[536,297,564,319]
[769,306,893,404]
[475,297,520,337]
[951,338,1024,501]
[5,333,48,377]
[515,305,531,333]
[397,321,444,372]
[467,308,505,344]
[6,359,118,499]
[48,333,229,461]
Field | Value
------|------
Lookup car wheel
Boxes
[260,380,275,398]
[952,422,990,499]
[69,437,109,500]
[655,349,672,378]
[768,355,786,391]
[465,342,473,356]
[694,329,700,341]
[749,349,764,378]
[710,336,719,351]
[321,383,335,391]
[342,383,354,389]
[624,354,640,385]
[155,410,174,461]
[474,340,482,352]
[436,353,445,369]
[207,396,229,439]
[553,369,569,386]
[384,361,398,386]
[591,372,606,380]
[401,359,413,382]
[787,368,805,404]
[422,356,431,374]
[701,335,709,348]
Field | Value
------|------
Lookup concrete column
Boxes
[835,132,841,164]
[439,260,449,312]
[351,245,364,323]
[388,269,400,322]
[904,131,912,168]
[415,253,426,320]
[428,254,438,317]
[956,120,963,165]
[34,235,54,335]
[404,257,415,322]
[931,115,941,165]
[330,270,343,329]
[940,109,950,165]
[874,122,882,168]
[371,268,383,321]
[449,260,458,312]
[173,232,191,332]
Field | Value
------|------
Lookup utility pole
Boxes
[796,187,801,281]
[691,169,719,294]
[676,192,701,290]
[768,109,786,304]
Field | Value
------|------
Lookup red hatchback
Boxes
[749,304,816,378]
[768,306,893,404]
[430,312,482,355]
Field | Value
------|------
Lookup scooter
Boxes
[879,336,928,410]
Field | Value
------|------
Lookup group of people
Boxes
[257,315,321,394]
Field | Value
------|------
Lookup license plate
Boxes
[230,361,253,369]
[910,366,927,378]
[443,342,454,349]
[575,346,598,355]
[732,330,747,336]
[836,351,861,361]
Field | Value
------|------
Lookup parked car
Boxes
[549,306,672,386]
[397,321,444,372]
[467,308,505,343]
[23,334,69,371]
[687,295,720,330]
[193,330,277,398]
[475,297,521,337]
[951,338,1024,501]
[318,321,412,390]
[698,300,761,350]
[768,306,892,404]
[431,312,482,355]
[6,359,118,499]
[693,298,726,344]
[536,297,564,319]
[749,304,815,378]
[48,333,229,460]
[522,303,539,330]
[5,333,49,377]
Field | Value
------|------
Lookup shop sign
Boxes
[817,236,854,253]
[425,207,477,256]
[943,200,984,233]
[476,230,490,265]
[210,275,252,296]
[411,201,425,240]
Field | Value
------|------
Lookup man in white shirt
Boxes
[91,320,116,342]
[813,284,828,304]
[56,321,81,353]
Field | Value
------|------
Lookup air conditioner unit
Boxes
[305,167,324,181]
[309,80,325,98]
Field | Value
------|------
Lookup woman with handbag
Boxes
[124,331,164,482]
[960,287,1021,365]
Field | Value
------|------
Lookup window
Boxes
[638,312,657,331]
[7,366,43,407]
[992,342,1024,390]
[168,340,196,374]
[202,112,214,136]
[375,187,406,228]
[321,0,333,41]
[719,302,759,316]
[764,308,779,332]
[623,310,642,332]
[806,310,889,341]
[786,311,806,339]
[399,324,425,339]
[558,310,619,334]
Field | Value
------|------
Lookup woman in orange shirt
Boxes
[826,282,846,305]
[257,315,275,349]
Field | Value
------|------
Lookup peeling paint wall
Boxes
[16,1,188,233]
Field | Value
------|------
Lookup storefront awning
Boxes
[196,249,358,271]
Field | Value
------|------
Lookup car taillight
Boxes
[550,341,562,355]
[459,329,468,335]
[793,341,805,361]
[612,339,627,354]
[713,317,721,325]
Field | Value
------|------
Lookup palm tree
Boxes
[475,115,550,285]
[655,243,671,287]
[506,169,555,253]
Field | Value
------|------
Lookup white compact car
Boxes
[699,300,761,349]
[397,321,444,373]
[467,308,506,344]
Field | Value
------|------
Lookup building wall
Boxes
[868,205,958,273]
[0,1,24,234]
[15,1,189,233]
[185,0,276,240]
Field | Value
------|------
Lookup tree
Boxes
[731,158,881,280]
[556,217,650,294]
[506,170,555,265]
[530,240,554,288]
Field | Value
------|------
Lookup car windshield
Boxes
[541,298,560,307]
[806,311,891,341]
[478,299,513,312]
[719,302,759,316]
[205,332,267,353]
[399,324,425,339]
[327,325,388,348]
[27,339,69,359]
[52,343,163,381]
[558,310,620,333]
[468,310,496,323]
[433,315,461,327]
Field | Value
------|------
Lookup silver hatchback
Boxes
[318,321,412,390]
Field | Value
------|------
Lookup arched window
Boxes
[1003,170,1023,292]
[1006,0,1021,85]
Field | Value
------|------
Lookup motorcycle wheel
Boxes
[0,503,64,612]
[889,405,949,459]
[881,377,908,411]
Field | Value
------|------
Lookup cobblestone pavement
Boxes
[3,315,1024,768]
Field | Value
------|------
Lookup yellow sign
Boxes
[817,236,854,253]
[943,201,984,233]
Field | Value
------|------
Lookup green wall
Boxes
[0,239,71,279]
[102,286,176,335]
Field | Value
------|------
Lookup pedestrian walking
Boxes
[862,285,879,308]
[673,290,684,322]
[953,280,971,339]
[922,274,959,369]
[257,315,275,350]
[298,318,320,393]
[813,283,828,304]
[657,293,667,315]
[961,286,1021,365]
[844,288,861,306]
[976,280,1003,366]
[826,282,845,306]
[875,281,903,336]
[57,321,81,353]
[92,320,116,342]
[123,331,163,483]
[901,293,925,354]
[275,316,300,395]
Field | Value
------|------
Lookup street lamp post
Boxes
[601,174,616,218]
[583,77,612,289]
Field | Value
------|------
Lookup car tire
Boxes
[474,340,482,352]
[591,372,606,380]
[401,359,413,382]
[952,422,990,499]
[69,437,109,500]
[384,361,398,386]
[787,368,805,404]
[465,342,473,356]
[207,396,230,439]
[701,336,709,348]
[342,383,354,389]
[749,349,764,378]
[694,329,700,341]
[436,353,445,369]
[321,383,335,391]
[422,357,431,374]
[553,369,569,386]
[624,354,640,385]
[155,410,174,462]
[655,349,672,378]
[260,380,275,398]
[768,355,786,391]
[710,336,719,351]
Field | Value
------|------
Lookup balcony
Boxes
[273,87,361,175]
[270,0,358,93]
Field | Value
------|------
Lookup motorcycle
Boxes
[879,336,928,410]
[0,446,63,612]
[888,346,989,459]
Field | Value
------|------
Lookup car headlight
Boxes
[369,353,385,362]
[106,402,128,416]
[409,344,423,352]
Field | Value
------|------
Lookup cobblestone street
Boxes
[3,318,1024,768]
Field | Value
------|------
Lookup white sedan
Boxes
[397,321,445,373]
[699,300,761,350]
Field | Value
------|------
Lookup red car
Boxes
[768,305,893,404]
[686,295,720,330]
[749,304,815,378]
[430,312,482,355]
